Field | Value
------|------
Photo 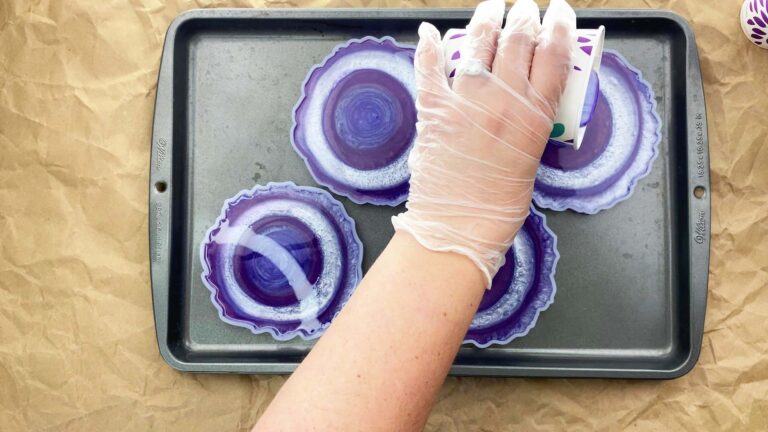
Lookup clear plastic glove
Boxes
[392,0,576,287]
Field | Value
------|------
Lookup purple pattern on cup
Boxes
[292,37,417,206]
[200,182,363,340]
[464,206,559,348]
[321,69,416,171]
[534,50,662,214]
[577,33,595,60]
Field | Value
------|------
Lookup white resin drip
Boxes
[211,199,342,323]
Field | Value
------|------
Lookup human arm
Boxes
[254,0,574,430]
[254,231,485,431]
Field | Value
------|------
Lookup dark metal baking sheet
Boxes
[149,8,710,378]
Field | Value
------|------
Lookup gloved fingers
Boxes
[529,0,575,112]
[492,0,541,90]
[414,22,450,107]
[453,0,504,93]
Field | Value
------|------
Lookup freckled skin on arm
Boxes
[253,231,486,432]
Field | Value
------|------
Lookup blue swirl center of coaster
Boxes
[322,69,416,170]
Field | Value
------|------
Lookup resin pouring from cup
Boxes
[442,25,605,150]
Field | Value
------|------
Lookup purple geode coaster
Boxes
[292,36,417,206]
[199,182,363,340]
[464,206,559,348]
[534,50,662,214]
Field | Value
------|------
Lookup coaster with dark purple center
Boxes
[534,50,662,214]
[200,182,363,340]
[464,206,559,348]
[292,36,417,206]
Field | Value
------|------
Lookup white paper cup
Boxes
[741,0,768,49]
[442,26,606,150]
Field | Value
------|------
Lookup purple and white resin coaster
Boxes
[292,36,417,206]
[464,206,559,348]
[534,50,662,214]
[200,182,363,341]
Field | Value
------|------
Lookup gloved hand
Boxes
[392,0,575,287]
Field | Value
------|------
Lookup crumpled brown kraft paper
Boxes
[0,0,766,430]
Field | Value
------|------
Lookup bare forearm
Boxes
[254,231,485,432]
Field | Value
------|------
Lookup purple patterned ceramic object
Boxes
[200,182,363,340]
[464,206,559,348]
[292,36,417,206]
[534,50,662,214]
[741,0,768,48]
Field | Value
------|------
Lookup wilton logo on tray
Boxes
[155,138,168,170]
[695,210,707,245]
